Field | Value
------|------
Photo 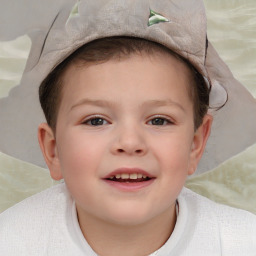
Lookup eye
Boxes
[83,117,108,126]
[148,117,173,126]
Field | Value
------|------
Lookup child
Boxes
[0,0,256,255]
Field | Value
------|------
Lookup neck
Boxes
[77,204,177,256]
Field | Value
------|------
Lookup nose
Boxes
[110,123,148,156]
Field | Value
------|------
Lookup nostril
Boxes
[116,148,144,154]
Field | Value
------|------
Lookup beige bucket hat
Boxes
[0,0,256,175]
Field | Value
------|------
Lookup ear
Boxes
[38,123,63,180]
[188,114,213,175]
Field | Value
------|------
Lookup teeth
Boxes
[129,173,138,180]
[110,173,149,180]
[121,173,129,179]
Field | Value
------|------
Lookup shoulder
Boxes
[0,182,69,217]
[179,188,256,253]
[0,183,72,253]
[180,187,256,222]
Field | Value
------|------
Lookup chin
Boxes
[103,206,157,227]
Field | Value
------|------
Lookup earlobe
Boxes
[38,123,63,180]
[188,114,213,175]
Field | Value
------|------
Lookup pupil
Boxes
[152,118,164,125]
[91,118,104,125]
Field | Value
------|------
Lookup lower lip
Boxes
[103,179,155,192]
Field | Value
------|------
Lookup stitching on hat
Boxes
[33,12,60,71]
[148,9,170,27]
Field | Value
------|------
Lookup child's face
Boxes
[39,52,211,227]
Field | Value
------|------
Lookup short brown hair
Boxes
[39,37,210,131]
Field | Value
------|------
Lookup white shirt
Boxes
[0,183,255,255]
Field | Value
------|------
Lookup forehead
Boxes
[59,52,193,111]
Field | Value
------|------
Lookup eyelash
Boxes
[82,115,110,126]
[82,115,174,127]
[147,116,174,126]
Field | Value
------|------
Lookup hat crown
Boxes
[32,0,207,80]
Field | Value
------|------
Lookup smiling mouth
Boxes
[106,173,152,183]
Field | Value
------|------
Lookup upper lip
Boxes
[103,167,154,179]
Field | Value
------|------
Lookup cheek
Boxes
[153,137,192,204]
[151,133,193,174]
[155,135,191,166]
[56,130,108,177]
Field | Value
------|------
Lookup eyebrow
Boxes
[70,98,116,111]
[142,99,185,112]
[70,98,185,112]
